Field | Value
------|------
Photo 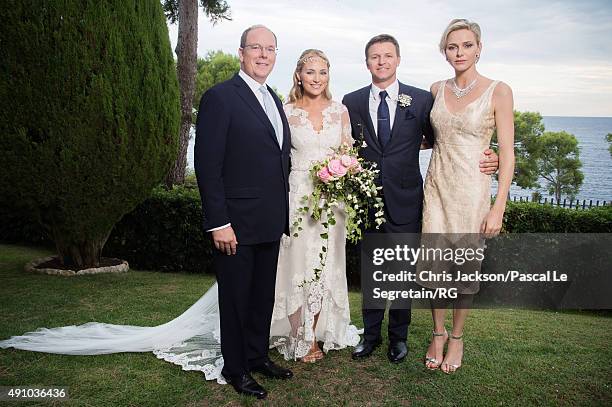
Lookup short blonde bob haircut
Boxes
[439,19,482,53]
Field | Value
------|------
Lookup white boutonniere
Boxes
[398,94,412,108]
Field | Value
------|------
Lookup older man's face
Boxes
[239,27,277,84]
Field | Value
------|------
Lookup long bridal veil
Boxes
[0,282,228,384]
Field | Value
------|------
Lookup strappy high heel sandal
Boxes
[424,329,448,370]
[441,332,463,374]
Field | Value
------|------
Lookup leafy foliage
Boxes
[193,51,240,109]
[534,131,584,201]
[105,186,213,272]
[161,0,231,24]
[502,201,611,233]
[493,111,544,188]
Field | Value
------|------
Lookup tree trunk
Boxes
[52,228,112,268]
[555,168,561,202]
[165,0,198,187]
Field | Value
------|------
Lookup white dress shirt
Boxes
[238,70,283,137]
[369,79,399,135]
[208,70,283,232]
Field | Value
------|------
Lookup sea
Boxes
[186,116,612,203]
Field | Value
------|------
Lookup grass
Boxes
[0,244,610,406]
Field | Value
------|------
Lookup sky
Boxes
[166,0,612,117]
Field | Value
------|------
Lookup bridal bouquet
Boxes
[293,143,385,286]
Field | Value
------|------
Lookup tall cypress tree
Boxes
[0,0,180,267]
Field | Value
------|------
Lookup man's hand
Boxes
[212,226,238,255]
[480,149,499,175]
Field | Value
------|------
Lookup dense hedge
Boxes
[104,186,213,273]
[1,189,610,276]
[0,0,179,266]
[503,201,612,232]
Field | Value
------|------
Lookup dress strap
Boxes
[484,80,500,106]
[433,80,447,107]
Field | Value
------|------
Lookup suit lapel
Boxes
[388,82,412,146]
[232,75,280,148]
[389,88,404,141]
[270,86,289,151]
[360,86,381,151]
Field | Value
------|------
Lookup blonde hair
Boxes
[439,19,482,53]
[288,49,332,103]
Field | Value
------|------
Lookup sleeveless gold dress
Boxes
[418,80,499,294]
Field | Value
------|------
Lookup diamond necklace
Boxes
[451,77,478,99]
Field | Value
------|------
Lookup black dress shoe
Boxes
[387,341,408,363]
[352,338,382,359]
[223,373,267,399]
[251,360,293,379]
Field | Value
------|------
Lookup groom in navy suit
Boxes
[194,25,292,399]
[343,34,497,363]
[343,34,434,364]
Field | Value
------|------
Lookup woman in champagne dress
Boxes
[418,19,515,374]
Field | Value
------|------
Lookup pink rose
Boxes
[327,159,348,177]
[317,166,333,183]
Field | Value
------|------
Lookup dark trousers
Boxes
[362,203,421,343]
[214,240,280,378]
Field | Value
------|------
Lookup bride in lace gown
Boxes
[269,49,360,362]
[0,49,359,381]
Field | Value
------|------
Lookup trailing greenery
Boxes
[0,0,180,267]
[0,244,610,406]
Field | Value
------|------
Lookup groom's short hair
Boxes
[365,34,401,58]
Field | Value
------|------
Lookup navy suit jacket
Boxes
[342,82,434,225]
[194,74,291,245]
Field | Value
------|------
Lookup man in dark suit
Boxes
[343,34,497,363]
[194,25,292,400]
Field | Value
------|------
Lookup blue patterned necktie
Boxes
[259,85,283,146]
[377,90,391,148]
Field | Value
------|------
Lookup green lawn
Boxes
[0,244,610,406]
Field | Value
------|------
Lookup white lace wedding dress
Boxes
[0,100,360,384]
[270,101,361,359]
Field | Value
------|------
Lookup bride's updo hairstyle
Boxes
[439,18,482,53]
[288,49,332,103]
